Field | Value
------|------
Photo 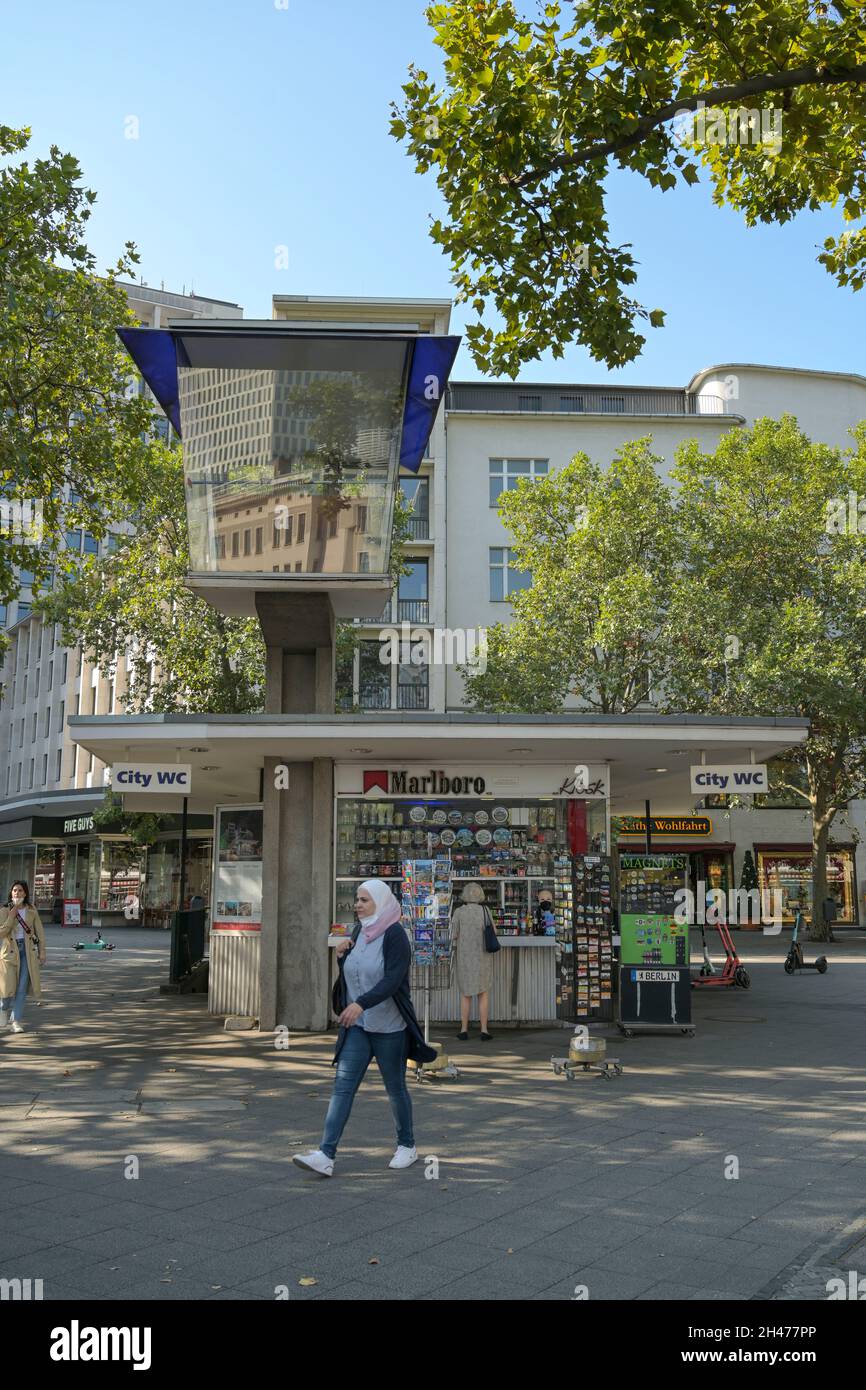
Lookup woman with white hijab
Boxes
[293,878,436,1178]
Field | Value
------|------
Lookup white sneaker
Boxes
[9,1020,23,1034]
[389,1146,418,1170]
[292,1149,334,1177]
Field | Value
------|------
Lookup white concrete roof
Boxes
[68,713,808,814]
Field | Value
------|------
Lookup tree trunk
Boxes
[809,810,834,944]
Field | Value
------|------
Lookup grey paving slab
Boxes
[5,926,865,1302]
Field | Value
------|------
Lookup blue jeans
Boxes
[320,1026,414,1160]
[1,940,29,1022]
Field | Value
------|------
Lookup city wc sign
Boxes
[112,763,192,793]
[690,764,768,795]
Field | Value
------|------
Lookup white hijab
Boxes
[358,878,402,942]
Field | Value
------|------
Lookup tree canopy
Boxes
[392,1,866,374]
[0,124,155,628]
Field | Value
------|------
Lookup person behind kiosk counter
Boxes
[451,882,495,1042]
[0,881,46,1034]
[292,878,436,1179]
[533,888,555,937]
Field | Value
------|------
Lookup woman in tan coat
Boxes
[0,881,45,1034]
[450,882,494,1042]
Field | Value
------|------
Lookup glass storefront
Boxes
[757,848,857,924]
[0,846,37,904]
[334,795,607,931]
[145,836,213,927]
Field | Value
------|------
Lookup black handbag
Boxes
[482,905,501,954]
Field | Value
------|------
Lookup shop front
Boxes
[755,843,858,926]
[332,761,609,1023]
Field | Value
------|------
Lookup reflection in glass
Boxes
[180,350,405,580]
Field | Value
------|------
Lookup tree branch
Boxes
[512,62,866,189]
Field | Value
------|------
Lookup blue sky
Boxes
[2,0,863,387]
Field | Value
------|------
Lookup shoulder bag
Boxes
[482,904,501,954]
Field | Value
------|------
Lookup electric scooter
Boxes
[691,918,750,989]
[784,910,828,975]
[72,930,116,951]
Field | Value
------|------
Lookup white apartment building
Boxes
[0,284,243,916]
[4,286,865,929]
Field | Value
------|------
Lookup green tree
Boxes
[391,1,866,374]
[39,443,266,714]
[0,124,155,629]
[666,416,866,940]
[462,438,681,711]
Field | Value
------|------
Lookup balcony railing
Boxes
[358,686,391,710]
[447,384,727,416]
[397,685,429,710]
[406,516,430,540]
[397,599,429,623]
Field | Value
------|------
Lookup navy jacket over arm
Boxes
[332,922,437,1066]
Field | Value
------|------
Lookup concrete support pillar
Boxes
[256,593,335,1031]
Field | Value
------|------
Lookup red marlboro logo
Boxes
[363,770,389,795]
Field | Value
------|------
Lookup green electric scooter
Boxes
[784,910,828,975]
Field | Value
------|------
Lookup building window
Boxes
[34,667,39,696]
[65,530,81,552]
[757,848,857,925]
[31,713,37,742]
[398,479,429,538]
[255,526,263,555]
[42,753,48,784]
[359,640,390,709]
[16,765,21,792]
[19,719,24,748]
[356,504,368,533]
[518,395,542,412]
[397,560,429,622]
[489,458,549,508]
[298,513,306,543]
[28,758,34,788]
[44,708,50,737]
[272,522,281,550]
[490,547,532,601]
[231,532,240,558]
[61,652,68,684]
[47,660,52,691]
[328,516,338,538]
[83,532,98,554]
[600,395,625,413]
[55,748,62,781]
[216,534,226,559]
[560,395,584,412]
[358,552,370,573]
[243,529,251,557]
[397,659,429,710]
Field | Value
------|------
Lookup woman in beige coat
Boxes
[450,882,494,1042]
[0,881,45,1034]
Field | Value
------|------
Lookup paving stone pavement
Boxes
[0,926,864,1301]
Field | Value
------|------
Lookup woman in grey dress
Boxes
[451,882,494,1041]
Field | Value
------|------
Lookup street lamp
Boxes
[118,321,460,619]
